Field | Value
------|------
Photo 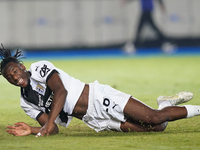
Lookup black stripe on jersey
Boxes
[21,82,40,106]
[46,69,59,83]
[21,82,52,105]
[36,111,44,121]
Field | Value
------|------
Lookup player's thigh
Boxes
[123,97,159,124]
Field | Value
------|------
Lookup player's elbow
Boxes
[52,123,59,135]
[63,89,67,98]
[57,87,67,98]
[54,126,59,134]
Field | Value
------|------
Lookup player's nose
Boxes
[12,74,18,82]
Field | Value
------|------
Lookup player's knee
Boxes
[149,112,163,125]
[153,123,167,132]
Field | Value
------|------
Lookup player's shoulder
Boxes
[29,60,56,78]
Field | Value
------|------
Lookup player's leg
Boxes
[120,91,197,132]
[124,97,188,125]
[157,91,200,119]
[120,120,167,132]
[123,91,199,126]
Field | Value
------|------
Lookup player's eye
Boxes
[14,69,17,73]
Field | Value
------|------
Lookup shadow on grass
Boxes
[59,126,200,138]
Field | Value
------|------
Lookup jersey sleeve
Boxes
[20,96,43,120]
[28,61,58,83]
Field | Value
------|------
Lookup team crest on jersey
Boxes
[36,83,44,93]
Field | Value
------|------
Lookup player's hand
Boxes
[6,122,31,136]
[36,121,55,137]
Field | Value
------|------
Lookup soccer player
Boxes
[1,46,199,137]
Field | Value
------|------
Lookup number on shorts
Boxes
[103,98,110,112]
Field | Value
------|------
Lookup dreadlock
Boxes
[0,44,24,75]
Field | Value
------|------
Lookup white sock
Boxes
[184,105,200,118]
[158,101,172,110]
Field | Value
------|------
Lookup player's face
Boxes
[2,62,30,88]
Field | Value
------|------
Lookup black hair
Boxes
[0,44,24,75]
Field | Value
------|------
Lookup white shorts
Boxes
[82,81,131,132]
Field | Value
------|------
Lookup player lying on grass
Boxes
[1,46,200,137]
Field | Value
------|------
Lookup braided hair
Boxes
[0,44,24,75]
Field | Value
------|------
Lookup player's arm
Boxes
[6,113,59,136]
[37,72,67,136]
[35,113,59,135]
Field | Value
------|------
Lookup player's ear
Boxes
[20,63,26,71]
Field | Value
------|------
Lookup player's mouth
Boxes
[16,78,25,86]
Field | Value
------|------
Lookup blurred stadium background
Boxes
[0,0,200,57]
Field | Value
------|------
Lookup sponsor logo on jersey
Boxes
[45,93,54,108]
[40,64,50,77]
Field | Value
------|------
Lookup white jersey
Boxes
[20,61,85,127]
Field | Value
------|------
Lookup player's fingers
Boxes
[6,129,12,133]
[36,131,47,137]
[14,122,24,126]
[7,126,16,129]
[41,131,48,137]
[36,130,49,137]
[6,129,16,136]
[35,132,42,137]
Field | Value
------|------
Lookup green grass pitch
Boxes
[0,55,200,150]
